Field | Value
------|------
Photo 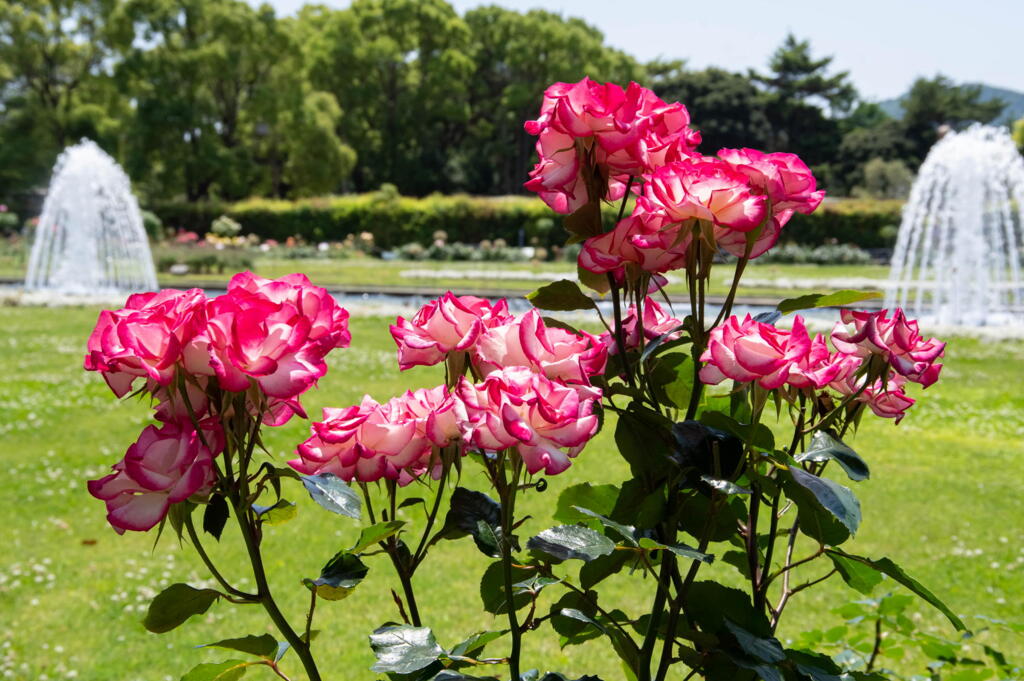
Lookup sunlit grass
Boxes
[0,305,1019,680]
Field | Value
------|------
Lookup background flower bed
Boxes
[149,194,904,251]
[0,305,1020,680]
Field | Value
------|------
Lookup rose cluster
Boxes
[292,294,607,483]
[699,309,944,423]
[524,78,825,278]
[86,272,351,532]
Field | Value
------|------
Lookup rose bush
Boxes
[86,77,962,681]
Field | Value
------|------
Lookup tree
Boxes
[751,34,858,167]
[900,75,1006,162]
[304,0,475,194]
[1013,117,1024,153]
[647,62,771,153]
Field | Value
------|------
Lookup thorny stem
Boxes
[495,454,525,680]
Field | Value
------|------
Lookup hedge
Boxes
[150,193,904,250]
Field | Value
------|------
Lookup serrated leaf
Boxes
[637,537,713,563]
[777,290,882,314]
[438,487,504,557]
[527,279,597,311]
[527,525,615,562]
[199,634,278,659]
[788,467,861,536]
[301,473,361,520]
[180,660,250,681]
[572,506,635,544]
[827,551,884,594]
[553,483,619,526]
[144,583,220,633]
[448,630,505,659]
[479,561,533,615]
[350,520,405,553]
[724,618,785,663]
[202,496,229,540]
[796,431,870,481]
[252,499,296,526]
[309,552,368,601]
[824,550,965,630]
[369,625,444,674]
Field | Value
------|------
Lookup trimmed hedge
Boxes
[150,194,904,250]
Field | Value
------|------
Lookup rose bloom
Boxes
[390,293,513,370]
[84,288,207,397]
[639,157,767,232]
[831,369,916,424]
[474,309,608,386]
[830,309,945,387]
[717,148,825,217]
[699,315,842,390]
[87,421,222,533]
[457,367,601,475]
[524,78,700,213]
[600,298,686,354]
[578,211,690,275]
[290,387,465,485]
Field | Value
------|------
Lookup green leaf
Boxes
[637,537,713,563]
[308,552,368,601]
[203,496,229,540]
[826,551,883,594]
[438,487,504,558]
[796,431,870,481]
[788,467,861,537]
[580,551,631,590]
[527,279,596,311]
[564,201,603,244]
[723,619,785,663]
[180,660,250,681]
[369,625,444,674]
[448,630,505,660]
[300,473,361,520]
[572,506,636,545]
[479,561,532,614]
[577,262,611,294]
[252,499,296,526]
[200,634,278,659]
[614,406,676,483]
[699,411,775,453]
[640,324,689,363]
[350,520,405,553]
[143,583,220,633]
[686,581,771,635]
[824,550,966,630]
[527,525,615,562]
[777,290,882,314]
[553,483,619,526]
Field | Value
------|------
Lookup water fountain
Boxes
[887,124,1024,326]
[25,140,158,296]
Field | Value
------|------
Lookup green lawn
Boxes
[0,251,891,302]
[0,305,1020,681]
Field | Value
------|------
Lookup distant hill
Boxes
[878,83,1024,125]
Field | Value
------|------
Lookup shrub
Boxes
[149,195,905,254]
[755,242,875,265]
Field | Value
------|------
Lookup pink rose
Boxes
[457,367,601,475]
[390,293,513,370]
[714,213,785,260]
[639,157,767,232]
[87,421,222,533]
[473,309,608,386]
[290,387,465,484]
[830,309,945,387]
[699,315,841,390]
[717,148,825,217]
[578,212,690,275]
[84,288,207,397]
[831,371,916,424]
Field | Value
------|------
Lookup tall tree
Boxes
[900,75,1006,162]
[647,62,771,154]
[751,33,857,167]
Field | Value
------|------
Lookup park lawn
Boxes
[0,252,891,301]
[0,305,1020,681]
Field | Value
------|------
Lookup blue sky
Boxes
[261,0,1023,100]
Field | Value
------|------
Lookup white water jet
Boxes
[25,140,158,296]
[886,124,1024,326]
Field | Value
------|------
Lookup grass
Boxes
[0,250,891,302]
[0,304,1021,681]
